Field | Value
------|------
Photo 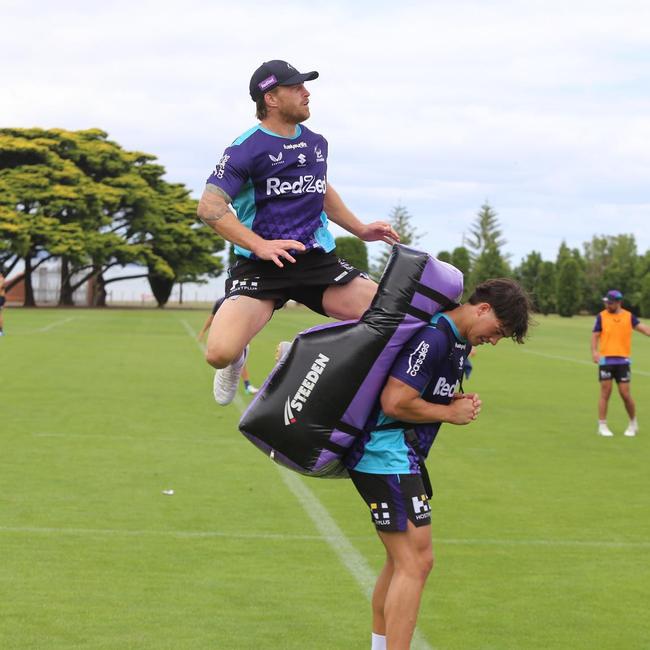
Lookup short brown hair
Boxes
[467,278,533,344]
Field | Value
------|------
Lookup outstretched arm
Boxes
[635,322,650,336]
[380,377,481,426]
[197,185,305,267]
[323,185,400,245]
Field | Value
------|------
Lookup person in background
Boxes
[591,289,650,437]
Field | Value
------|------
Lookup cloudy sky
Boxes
[3,0,649,299]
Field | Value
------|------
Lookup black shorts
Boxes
[0,295,5,308]
[224,250,367,315]
[349,469,431,532]
[598,363,631,383]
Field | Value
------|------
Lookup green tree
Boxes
[535,261,556,315]
[370,204,422,281]
[436,250,452,263]
[471,242,511,286]
[0,128,224,307]
[640,271,650,318]
[465,202,510,287]
[335,236,369,272]
[515,251,542,295]
[0,131,92,305]
[556,241,586,312]
[465,202,507,261]
[451,246,471,278]
[583,234,639,313]
[556,257,581,317]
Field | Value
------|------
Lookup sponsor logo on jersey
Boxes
[431,376,459,398]
[284,353,330,424]
[297,153,307,167]
[283,141,308,150]
[214,154,230,179]
[407,341,429,377]
[229,278,259,293]
[412,494,431,520]
[314,145,325,162]
[371,502,391,526]
[266,175,327,196]
[268,152,283,166]
[454,342,467,350]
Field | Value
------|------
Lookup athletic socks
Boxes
[371,632,386,650]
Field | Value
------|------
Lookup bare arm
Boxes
[380,377,481,426]
[591,331,600,363]
[197,313,214,342]
[635,322,650,336]
[197,185,305,267]
[323,185,400,245]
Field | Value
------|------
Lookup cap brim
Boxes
[278,71,319,86]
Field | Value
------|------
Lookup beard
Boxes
[278,104,310,124]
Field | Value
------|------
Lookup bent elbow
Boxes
[380,395,402,420]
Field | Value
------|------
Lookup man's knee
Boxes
[395,548,434,582]
[205,344,240,369]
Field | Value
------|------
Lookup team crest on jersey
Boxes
[314,146,325,162]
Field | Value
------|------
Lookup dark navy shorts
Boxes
[349,469,431,532]
[598,363,631,383]
[0,295,5,308]
[224,250,368,315]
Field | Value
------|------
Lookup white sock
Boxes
[232,350,246,370]
[371,632,386,650]
[599,420,607,426]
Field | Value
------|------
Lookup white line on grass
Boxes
[179,317,434,648]
[2,526,649,549]
[35,316,76,333]
[521,349,650,377]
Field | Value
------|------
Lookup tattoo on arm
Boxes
[200,184,233,224]
[205,184,232,202]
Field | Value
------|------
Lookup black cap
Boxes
[249,60,319,101]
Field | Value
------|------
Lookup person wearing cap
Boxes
[591,290,650,437]
[197,59,399,406]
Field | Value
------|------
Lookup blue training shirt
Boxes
[346,313,471,475]
[206,124,334,258]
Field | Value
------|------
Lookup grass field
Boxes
[2,307,649,649]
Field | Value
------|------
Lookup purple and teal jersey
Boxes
[346,313,470,475]
[206,124,334,259]
[593,312,639,365]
